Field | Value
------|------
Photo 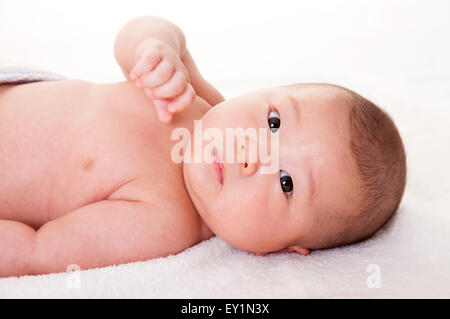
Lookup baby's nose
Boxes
[237,135,258,176]
[240,161,258,176]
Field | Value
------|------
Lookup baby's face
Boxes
[183,85,361,253]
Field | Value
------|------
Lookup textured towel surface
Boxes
[0,0,449,298]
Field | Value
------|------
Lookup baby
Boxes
[0,16,406,277]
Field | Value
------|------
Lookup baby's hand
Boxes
[129,38,196,123]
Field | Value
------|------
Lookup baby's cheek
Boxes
[215,194,285,251]
[235,199,273,229]
[223,184,263,210]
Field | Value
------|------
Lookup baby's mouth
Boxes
[212,148,224,185]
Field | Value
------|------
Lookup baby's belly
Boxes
[0,80,168,228]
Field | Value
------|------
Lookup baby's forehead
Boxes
[278,82,351,94]
[282,84,351,103]
[244,84,350,110]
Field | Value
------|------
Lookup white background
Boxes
[1,0,449,104]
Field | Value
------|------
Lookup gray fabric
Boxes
[0,65,65,85]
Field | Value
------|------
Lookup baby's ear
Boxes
[281,246,310,256]
[252,252,268,256]
[252,246,310,257]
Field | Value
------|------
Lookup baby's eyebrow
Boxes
[288,95,301,126]
[306,163,316,204]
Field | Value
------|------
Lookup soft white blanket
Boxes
[1,0,449,298]
[0,94,449,299]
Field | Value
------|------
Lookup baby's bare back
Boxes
[0,80,206,229]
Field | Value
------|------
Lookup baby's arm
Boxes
[0,200,193,277]
[114,16,224,107]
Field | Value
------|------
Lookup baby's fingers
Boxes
[130,53,162,80]
[167,84,196,113]
[153,99,173,123]
[138,58,175,88]
[151,70,188,99]
[144,90,172,123]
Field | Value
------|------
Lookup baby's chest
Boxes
[59,104,182,202]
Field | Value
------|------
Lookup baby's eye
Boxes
[268,110,280,133]
[280,170,293,195]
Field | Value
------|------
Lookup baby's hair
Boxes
[281,83,407,249]
[322,84,407,248]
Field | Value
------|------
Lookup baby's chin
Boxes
[207,222,289,253]
[223,236,287,253]
[183,163,209,213]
